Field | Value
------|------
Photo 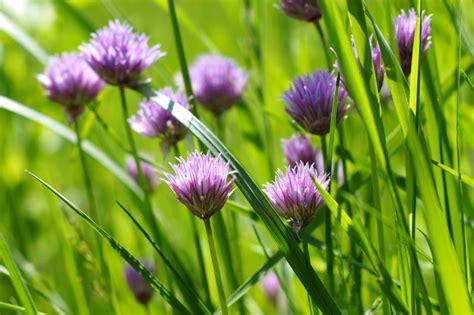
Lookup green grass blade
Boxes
[135,86,341,315]
[0,234,37,315]
[26,171,192,315]
[432,160,474,187]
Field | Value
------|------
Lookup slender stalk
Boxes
[204,219,228,315]
[73,120,117,313]
[314,22,332,68]
[321,136,335,295]
[303,237,315,315]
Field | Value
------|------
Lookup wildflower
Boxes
[264,162,329,232]
[178,54,247,116]
[394,9,432,75]
[281,134,323,171]
[37,52,104,122]
[165,151,235,219]
[280,0,322,22]
[124,260,155,305]
[126,155,157,193]
[80,20,164,87]
[261,272,280,303]
[283,70,348,136]
[129,87,189,154]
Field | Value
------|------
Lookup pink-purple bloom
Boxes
[124,259,155,305]
[264,162,329,232]
[165,152,235,219]
[394,9,432,76]
[280,0,322,22]
[80,20,165,87]
[261,272,280,303]
[178,54,247,116]
[129,87,190,154]
[281,134,323,171]
[283,70,348,136]
[126,156,157,193]
[37,52,105,122]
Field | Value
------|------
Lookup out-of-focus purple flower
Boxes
[394,9,432,76]
[129,87,190,154]
[261,272,280,303]
[124,259,155,305]
[264,162,329,232]
[177,54,247,116]
[333,36,384,91]
[281,134,322,171]
[37,52,105,122]
[126,156,157,193]
[80,20,165,87]
[165,151,235,219]
[283,70,348,136]
[280,0,322,22]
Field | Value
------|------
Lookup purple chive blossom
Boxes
[126,156,157,193]
[178,54,247,116]
[165,151,235,219]
[128,87,190,154]
[281,134,323,172]
[280,0,322,22]
[261,272,280,303]
[80,20,165,87]
[124,259,155,305]
[37,52,104,122]
[395,9,432,76]
[264,162,329,232]
[283,70,348,136]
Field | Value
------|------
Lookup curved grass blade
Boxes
[26,171,192,315]
[432,160,474,187]
[0,234,37,315]
[0,97,141,196]
[116,201,211,314]
[135,86,341,315]
[0,302,45,315]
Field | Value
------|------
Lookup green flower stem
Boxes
[204,218,229,315]
[303,237,315,315]
[314,22,332,68]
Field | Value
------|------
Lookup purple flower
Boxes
[280,0,322,22]
[165,151,235,219]
[264,162,329,232]
[178,54,247,116]
[129,87,190,154]
[80,20,165,87]
[283,70,348,136]
[124,259,155,305]
[126,156,157,193]
[37,52,104,122]
[261,272,280,302]
[394,9,432,76]
[281,134,323,171]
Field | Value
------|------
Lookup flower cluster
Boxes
[37,52,104,122]
[179,54,247,116]
[80,20,165,86]
[283,70,348,136]
[165,151,235,219]
[281,134,323,171]
[280,0,322,22]
[124,259,155,305]
[264,162,329,232]
[125,156,157,193]
[395,9,432,76]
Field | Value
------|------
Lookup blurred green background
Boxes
[0,0,473,314]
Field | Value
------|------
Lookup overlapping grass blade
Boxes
[26,171,192,315]
[0,234,37,315]
[432,160,474,187]
[135,86,341,315]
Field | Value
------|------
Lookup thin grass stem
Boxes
[303,237,315,315]
[314,22,332,68]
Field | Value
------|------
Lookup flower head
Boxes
[264,162,329,232]
[129,88,189,154]
[124,259,155,305]
[280,0,322,22]
[126,156,157,193]
[394,9,432,75]
[80,20,165,87]
[283,70,348,136]
[165,151,235,219]
[37,52,104,122]
[261,272,280,302]
[178,54,247,116]
[281,134,323,171]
